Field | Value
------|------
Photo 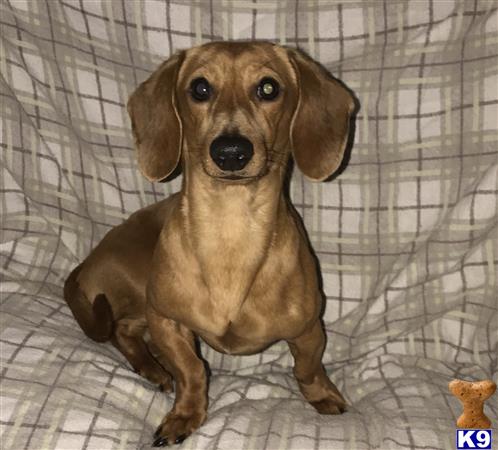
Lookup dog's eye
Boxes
[190,77,211,102]
[257,77,279,101]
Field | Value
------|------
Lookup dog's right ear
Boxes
[127,51,185,182]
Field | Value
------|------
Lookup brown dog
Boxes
[64,41,356,446]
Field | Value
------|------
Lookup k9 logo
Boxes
[456,430,492,449]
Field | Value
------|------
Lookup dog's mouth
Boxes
[222,175,245,180]
[219,175,249,180]
[210,163,273,183]
[214,174,261,183]
[201,151,272,183]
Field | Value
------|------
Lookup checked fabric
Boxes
[1,1,497,449]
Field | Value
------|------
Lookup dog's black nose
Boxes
[209,135,254,171]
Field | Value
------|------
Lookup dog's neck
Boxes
[178,167,288,323]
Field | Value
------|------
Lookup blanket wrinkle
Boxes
[1,1,496,449]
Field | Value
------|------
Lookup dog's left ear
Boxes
[127,51,185,182]
[287,48,355,181]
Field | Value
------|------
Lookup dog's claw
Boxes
[153,436,169,447]
[175,434,187,444]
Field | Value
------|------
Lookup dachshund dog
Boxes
[64,41,356,446]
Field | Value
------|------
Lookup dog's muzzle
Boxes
[209,135,254,172]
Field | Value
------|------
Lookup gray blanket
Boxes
[1,1,497,449]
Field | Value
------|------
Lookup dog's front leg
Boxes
[288,321,347,415]
[147,312,208,447]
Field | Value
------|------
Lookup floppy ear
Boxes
[287,48,355,181]
[127,51,185,182]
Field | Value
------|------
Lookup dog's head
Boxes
[127,41,355,183]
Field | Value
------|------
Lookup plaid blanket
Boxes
[1,1,497,449]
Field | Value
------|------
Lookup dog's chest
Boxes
[151,211,319,353]
[199,289,314,355]
[191,201,274,312]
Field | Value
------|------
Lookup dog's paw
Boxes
[310,393,347,415]
[136,363,174,393]
[158,377,174,393]
[152,412,205,447]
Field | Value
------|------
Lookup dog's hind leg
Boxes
[63,265,113,343]
[111,320,173,392]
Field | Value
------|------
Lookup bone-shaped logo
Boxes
[449,379,496,429]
